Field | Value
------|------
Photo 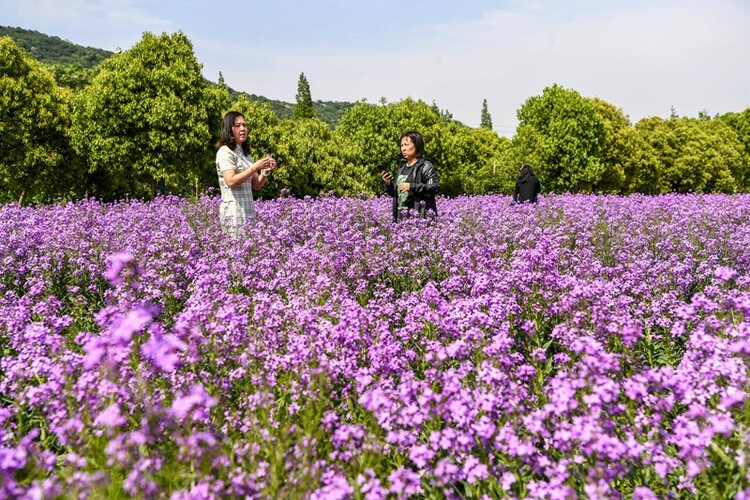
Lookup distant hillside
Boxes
[0,26,113,67]
[1,25,354,127]
[235,91,354,127]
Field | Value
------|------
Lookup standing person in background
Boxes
[513,164,541,204]
[382,130,439,221]
[215,111,277,234]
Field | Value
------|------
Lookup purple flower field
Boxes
[1,193,749,499]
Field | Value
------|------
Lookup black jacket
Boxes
[385,158,439,221]
[513,175,541,203]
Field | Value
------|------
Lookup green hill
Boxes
[1,25,354,127]
[236,91,354,127]
[0,26,113,67]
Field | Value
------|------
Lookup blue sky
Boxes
[2,0,749,136]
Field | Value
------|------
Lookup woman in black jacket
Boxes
[382,131,440,221]
[513,164,541,203]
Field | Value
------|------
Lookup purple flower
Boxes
[94,403,126,428]
[170,385,216,421]
[5,192,750,497]
[82,339,106,369]
[110,305,155,343]
[720,386,746,409]
[311,471,354,500]
[501,472,516,490]
[708,413,735,436]
[103,252,135,285]
[462,455,488,483]
[714,266,737,283]
[140,333,186,372]
[0,445,28,472]
[632,486,659,500]
[408,444,434,468]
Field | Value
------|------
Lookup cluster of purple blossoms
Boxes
[0,192,749,498]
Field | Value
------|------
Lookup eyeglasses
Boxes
[232,122,248,129]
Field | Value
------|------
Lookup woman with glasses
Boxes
[215,111,277,234]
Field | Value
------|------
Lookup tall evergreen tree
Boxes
[294,72,315,119]
[480,99,493,129]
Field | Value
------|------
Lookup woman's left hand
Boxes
[398,182,410,192]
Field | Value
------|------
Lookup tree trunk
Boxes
[18,184,28,205]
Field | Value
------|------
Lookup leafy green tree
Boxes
[719,108,750,153]
[294,72,315,119]
[70,31,224,199]
[336,98,449,195]
[480,99,493,130]
[496,128,545,194]
[444,123,509,195]
[634,116,745,193]
[279,117,371,198]
[327,129,371,196]
[718,108,750,188]
[45,62,98,91]
[0,36,84,204]
[589,98,640,193]
[512,84,605,193]
[335,100,405,194]
[275,118,336,197]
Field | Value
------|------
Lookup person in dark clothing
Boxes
[382,131,439,221]
[513,164,541,203]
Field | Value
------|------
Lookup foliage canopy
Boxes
[69,32,229,199]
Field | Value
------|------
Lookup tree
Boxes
[512,84,605,193]
[718,108,750,188]
[45,62,98,91]
[589,98,640,193]
[0,36,84,204]
[333,100,402,195]
[430,100,454,124]
[336,98,449,195]
[480,99,493,130]
[276,117,370,197]
[634,116,745,194]
[294,72,315,119]
[70,31,226,199]
[445,123,509,195]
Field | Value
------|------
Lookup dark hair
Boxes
[519,164,534,183]
[215,111,249,154]
[399,130,425,160]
